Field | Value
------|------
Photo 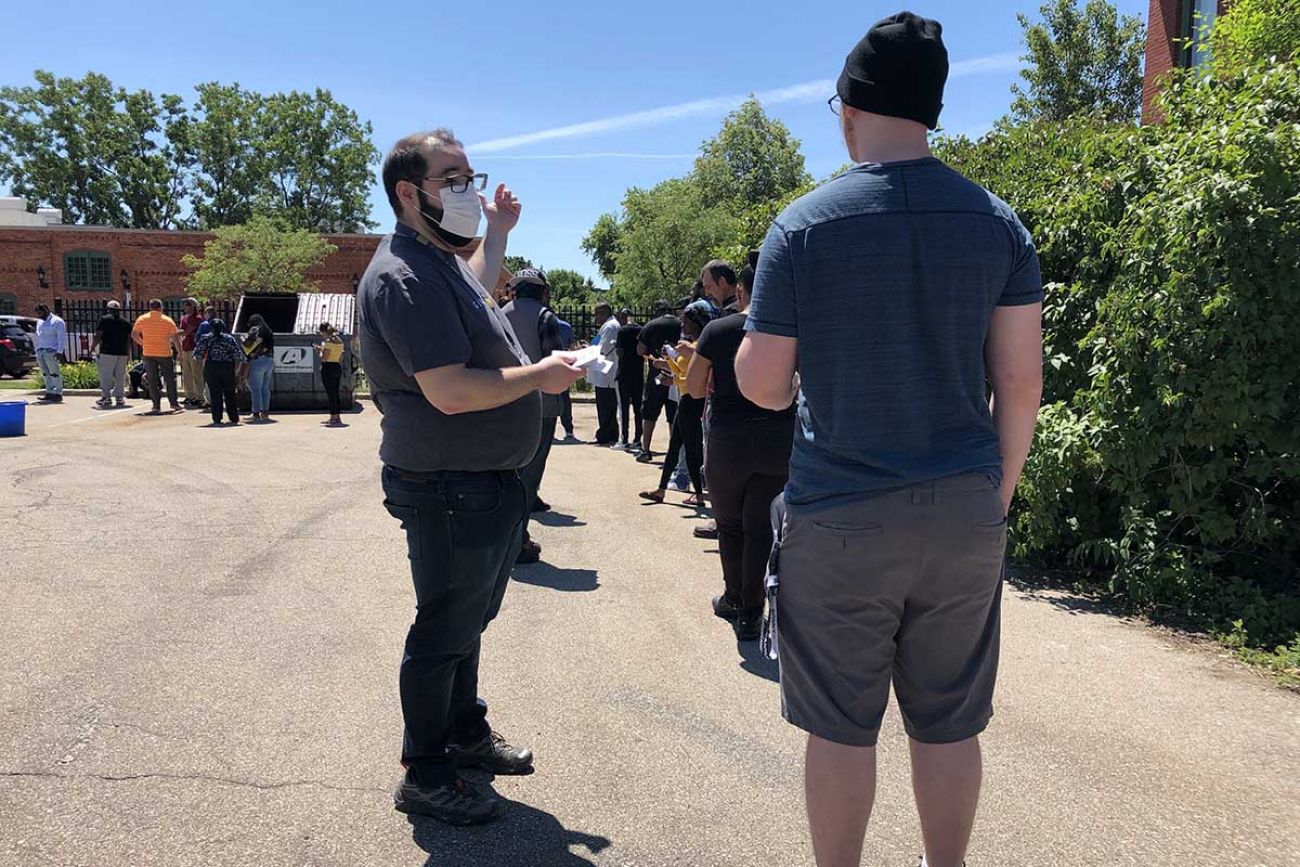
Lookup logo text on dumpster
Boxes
[274,346,313,374]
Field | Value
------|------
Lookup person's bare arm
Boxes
[685,352,711,400]
[131,327,144,349]
[985,303,1044,515]
[414,354,581,416]
[736,331,798,410]
[467,184,520,289]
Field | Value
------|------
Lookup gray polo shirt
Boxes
[358,222,542,472]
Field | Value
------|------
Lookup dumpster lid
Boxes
[294,293,356,335]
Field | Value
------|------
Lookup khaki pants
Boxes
[180,350,203,402]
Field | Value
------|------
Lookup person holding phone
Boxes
[315,322,346,426]
[638,304,712,506]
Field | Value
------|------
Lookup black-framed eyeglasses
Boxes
[422,173,489,194]
[828,95,842,116]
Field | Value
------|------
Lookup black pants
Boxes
[203,361,240,424]
[594,386,619,443]
[381,466,528,785]
[658,395,705,494]
[144,356,178,410]
[706,419,794,612]
[320,361,343,415]
[559,390,574,436]
[618,374,643,444]
[519,416,558,543]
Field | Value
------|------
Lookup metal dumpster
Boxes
[233,292,358,412]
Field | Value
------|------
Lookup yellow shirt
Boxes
[319,338,344,364]
[134,312,178,357]
[666,352,691,392]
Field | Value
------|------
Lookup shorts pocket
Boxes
[383,501,422,561]
[972,516,1009,534]
[812,521,885,538]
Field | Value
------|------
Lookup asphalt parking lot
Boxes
[1,395,1297,866]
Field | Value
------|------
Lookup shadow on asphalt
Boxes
[408,794,612,867]
[533,511,587,528]
[512,564,600,592]
[737,640,779,682]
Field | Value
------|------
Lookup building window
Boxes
[1181,0,1219,68]
[64,250,113,291]
[0,293,15,315]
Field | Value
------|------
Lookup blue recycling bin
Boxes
[0,399,27,437]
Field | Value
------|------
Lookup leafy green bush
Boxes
[946,61,1300,655]
[30,361,101,389]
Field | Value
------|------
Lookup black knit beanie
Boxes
[837,11,949,130]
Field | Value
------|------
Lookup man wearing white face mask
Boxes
[358,129,583,826]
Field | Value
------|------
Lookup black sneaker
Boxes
[393,773,499,825]
[635,451,655,464]
[712,595,743,622]
[448,731,534,775]
[531,499,551,513]
[694,522,718,540]
[734,613,763,641]
[516,538,542,564]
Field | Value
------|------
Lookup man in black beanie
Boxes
[735,12,1044,867]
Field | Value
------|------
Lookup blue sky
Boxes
[2,0,1148,280]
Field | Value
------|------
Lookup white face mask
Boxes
[418,184,482,240]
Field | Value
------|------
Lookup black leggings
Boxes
[321,362,343,415]
[658,395,705,495]
[203,361,239,423]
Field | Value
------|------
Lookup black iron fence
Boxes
[552,306,656,344]
[52,298,239,362]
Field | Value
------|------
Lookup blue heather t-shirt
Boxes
[747,157,1043,509]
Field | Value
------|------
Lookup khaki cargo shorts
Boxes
[775,473,1007,747]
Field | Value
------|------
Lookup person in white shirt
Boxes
[33,304,67,403]
[588,302,621,444]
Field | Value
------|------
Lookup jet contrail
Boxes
[475,152,697,161]
[467,52,1021,154]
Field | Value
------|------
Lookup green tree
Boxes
[546,268,597,308]
[600,178,738,308]
[1211,0,1300,70]
[503,255,535,275]
[188,82,264,228]
[0,71,191,228]
[182,214,337,300]
[693,97,811,249]
[1010,0,1146,123]
[256,89,379,233]
[580,213,622,280]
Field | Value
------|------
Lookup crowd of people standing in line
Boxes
[490,256,791,645]
[32,297,349,427]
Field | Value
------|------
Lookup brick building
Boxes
[0,196,510,318]
[1143,0,1229,121]
[0,204,382,316]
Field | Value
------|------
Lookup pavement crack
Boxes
[0,769,381,795]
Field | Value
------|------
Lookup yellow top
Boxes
[319,338,344,363]
[666,352,691,392]
[133,312,178,357]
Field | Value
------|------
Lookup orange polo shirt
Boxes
[134,312,179,357]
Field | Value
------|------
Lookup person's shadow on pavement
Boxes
[408,788,612,867]
[533,511,587,528]
[737,639,779,683]
[512,565,599,592]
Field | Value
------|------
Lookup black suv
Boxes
[0,316,37,378]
